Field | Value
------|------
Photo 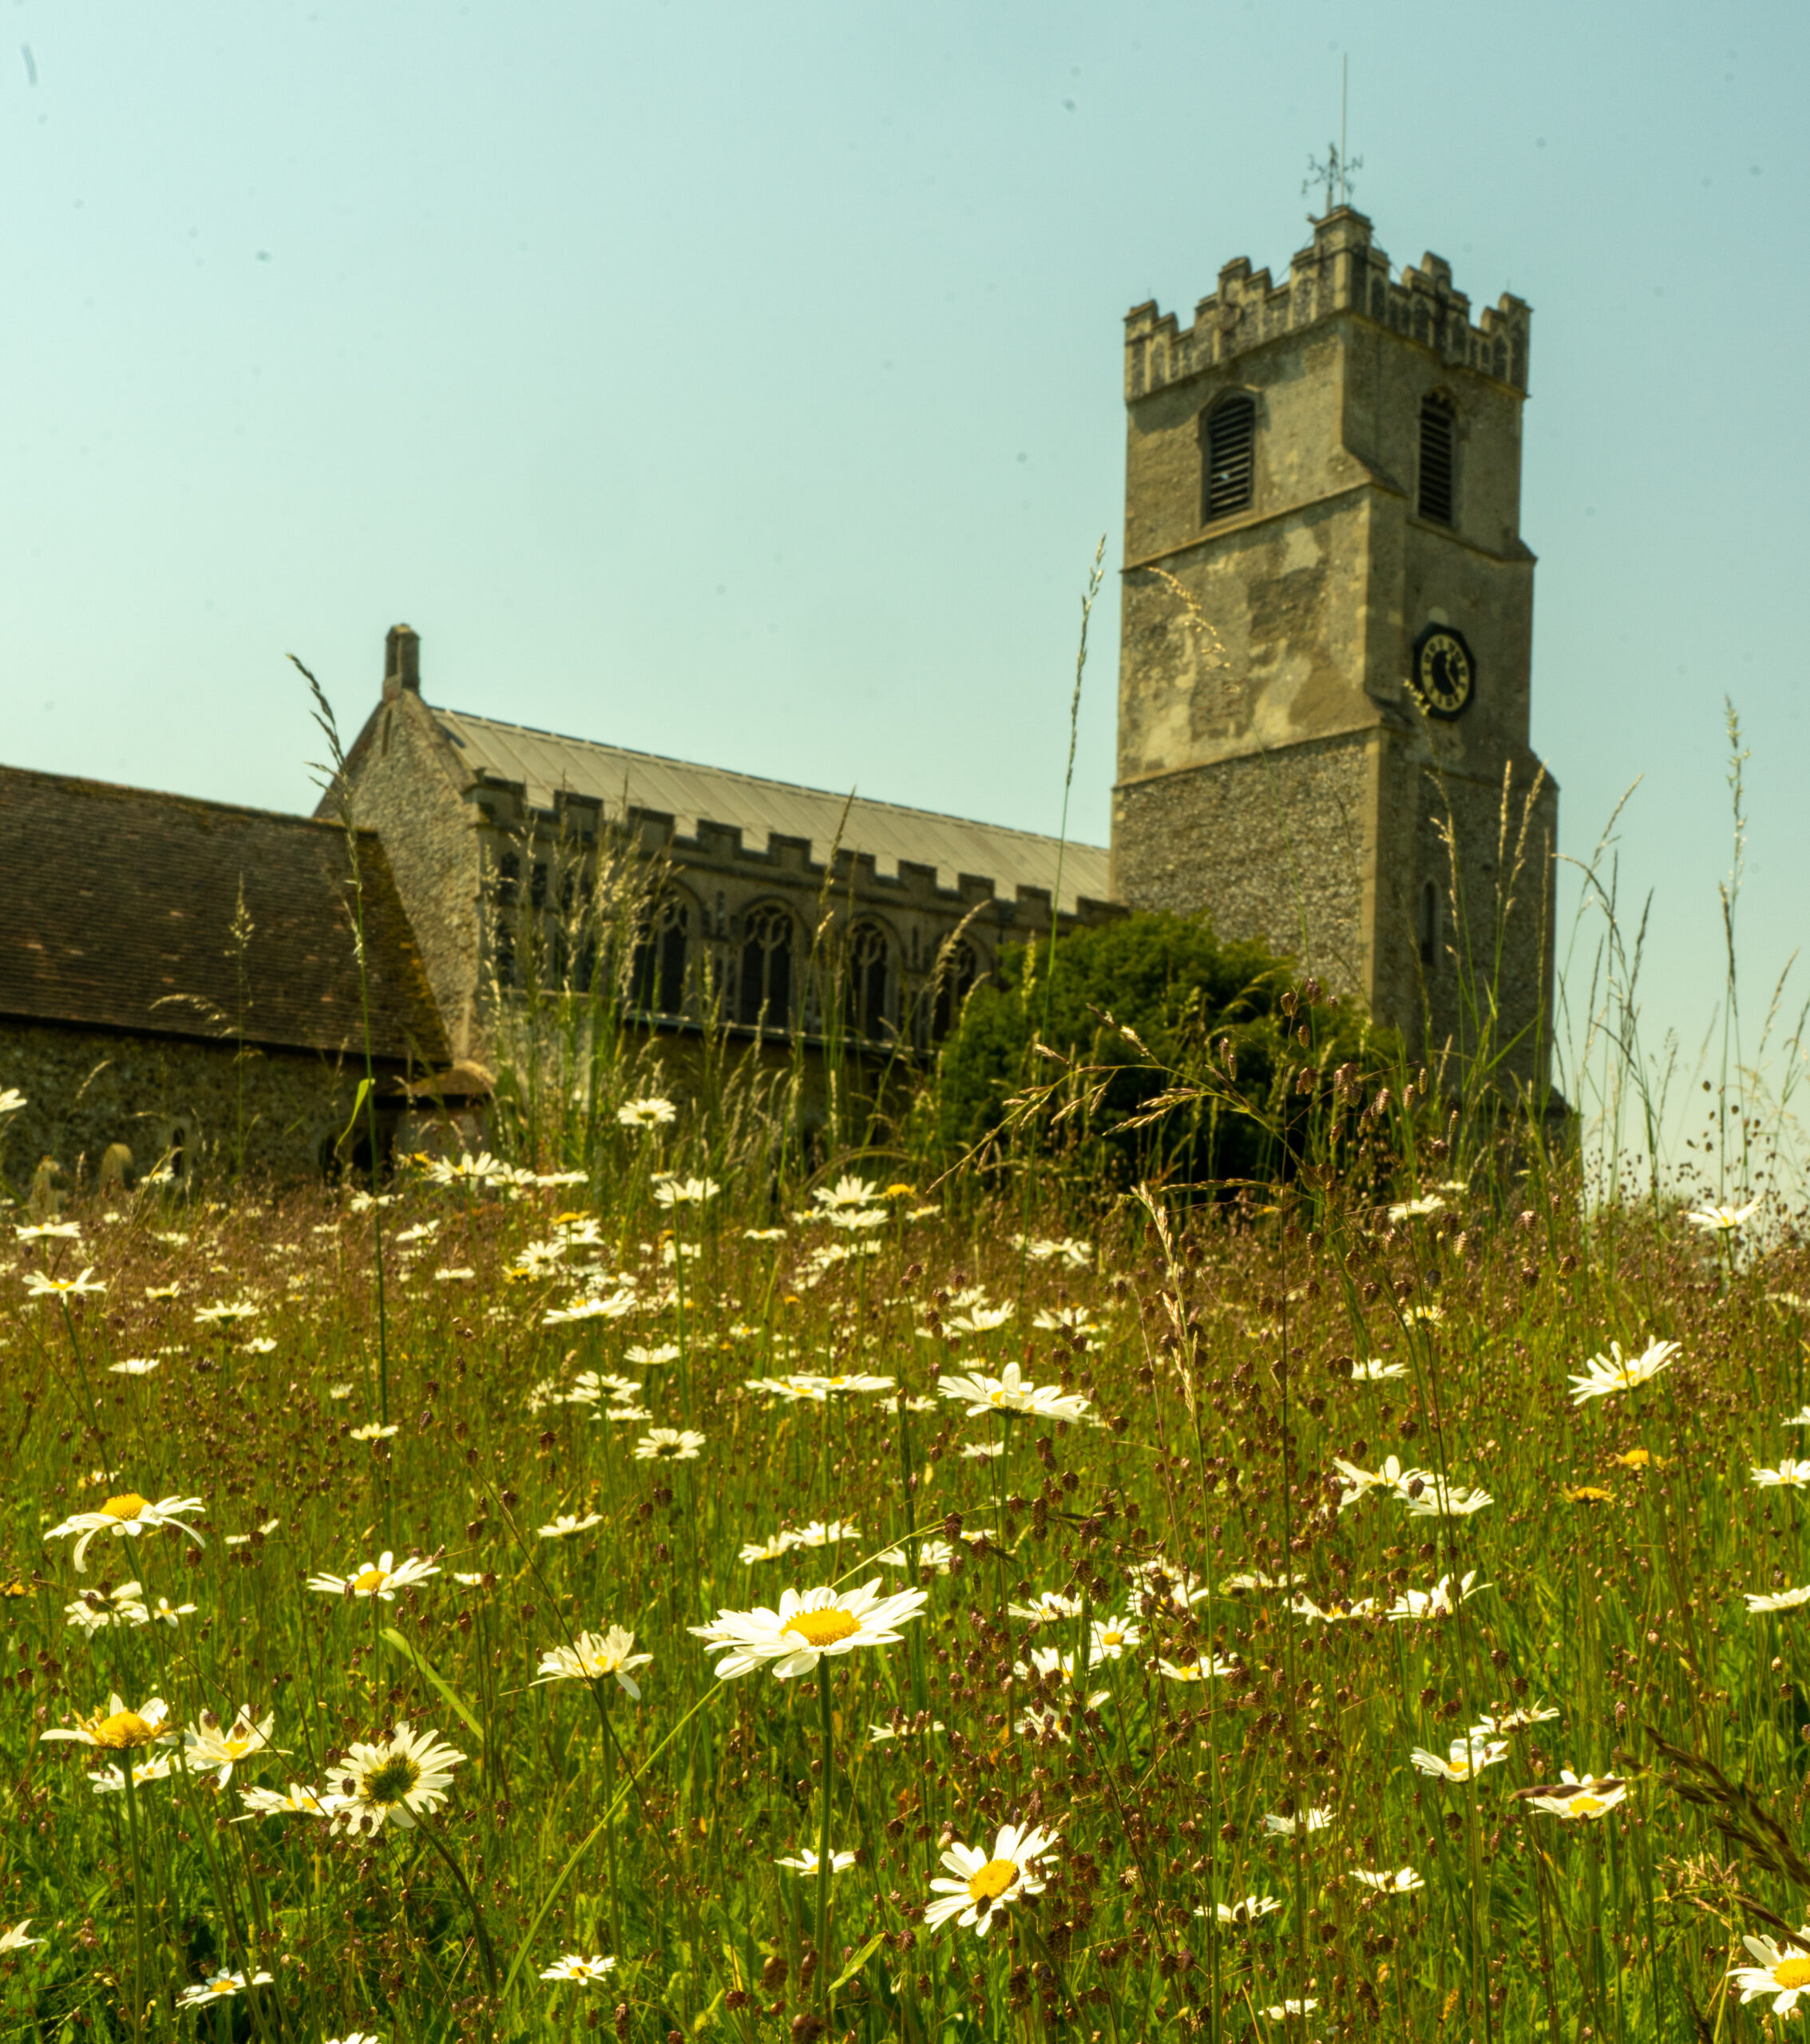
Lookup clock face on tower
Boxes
[1410,624,1475,719]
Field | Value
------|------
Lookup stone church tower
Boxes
[1111,208,1558,1089]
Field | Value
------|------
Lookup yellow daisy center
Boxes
[1569,1794,1606,1817]
[362,1755,422,1804]
[782,1608,861,1649]
[1775,1959,1810,1989]
[1100,1628,1124,1646]
[93,1710,156,1749]
[966,1858,1020,1904]
[351,1567,390,1594]
[101,1494,151,1521]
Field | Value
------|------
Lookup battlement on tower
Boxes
[1124,208,1531,402]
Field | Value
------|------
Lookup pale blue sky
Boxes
[4,2,1805,1121]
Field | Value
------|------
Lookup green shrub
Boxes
[927,909,1387,1189]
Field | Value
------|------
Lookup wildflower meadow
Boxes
[5,1045,1810,2044]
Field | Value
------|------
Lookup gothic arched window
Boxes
[930,936,980,1041]
[1203,394,1256,521]
[736,903,794,1030]
[1418,394,1456,525]
[631,893,691,1016]
[844,921,891,1040]
[492,850,521,987]
[1419,879,1440,970]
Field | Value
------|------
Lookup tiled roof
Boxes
[432,707,1115,917]
[0,765,447,1064]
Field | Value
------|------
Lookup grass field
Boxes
[5,1047,1810,2043]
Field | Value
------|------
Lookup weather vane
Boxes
[1304,54,1362,216]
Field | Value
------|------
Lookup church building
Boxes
[0,206,1557,1184]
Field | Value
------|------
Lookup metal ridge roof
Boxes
[432,706,1114,917]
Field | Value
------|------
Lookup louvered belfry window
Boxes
[1419,394,1456,525]
[1205,394,1256,520]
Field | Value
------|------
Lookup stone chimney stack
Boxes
[382,624,422,701]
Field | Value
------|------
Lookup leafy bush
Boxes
[927,909,1387,1189]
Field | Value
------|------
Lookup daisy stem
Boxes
[893,1392,928,1720]
[57,1295,108,1467]
[814,1654,834,2012]
[119,1753,149,2044]
[592,1682,624,1959]
[417,1809,501,2002]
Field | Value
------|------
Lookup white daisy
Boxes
[0,1920,40,1950]
[176,1970,272,2010]
[1157,1653,1241,1682]
[690,1579,929,1682]
[652,1175,719,1207]
[1568,1338,1681,1404]
[183,1705,283,1788]
[1746,1583,1810,1614]
[86,1753,179,1795]
[1351,1357,1408,1380]
[923,1820,1059,1935]
[544,1292,637,1326]
[1261,1807,1332,1836]
[107,1357,161,1377]
[327,1722,464,1835]
[533,1627,652,1700]
[22,1267,106,1300]
[1520,1770,1627,1820]
[45,1492,205,1573]
[1199,1895,1281,1926]
[1752,1460,1810,1490]
[1388,1571,1487,1622]
[1685,1199,1761,1234]
[1729,1931,1810,2014]
[541,1954,619,1985]
[1352,1867,1424,1894]
[1290,1594,1377,1623]
[633,1428,705,1462]
[306,1551,440,1601]
[774,1848,856,1876]
[944,1365,1087,1431]
[1087,1614,1141,1662]
[39,1694,174,1751]
[64,1581,150,1634]
[1469,1700,1560,1735]
[1333,1454,1432,1511]
[1008,1589,1083,1625]
[1401,1480,1493,1519]
[1411,1734,1510,1783]
[537,1512,604,1540]
[235,1781,341,1820]
[780,1519,861,1551]
[947,1304,1017,1337]
[624,1345,682,1367]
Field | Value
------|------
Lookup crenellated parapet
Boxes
[1125,208,1530,402]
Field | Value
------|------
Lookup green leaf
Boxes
[379,1626,483,1738]
[826,1931,886,2000]
[335,1076,372,1154]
